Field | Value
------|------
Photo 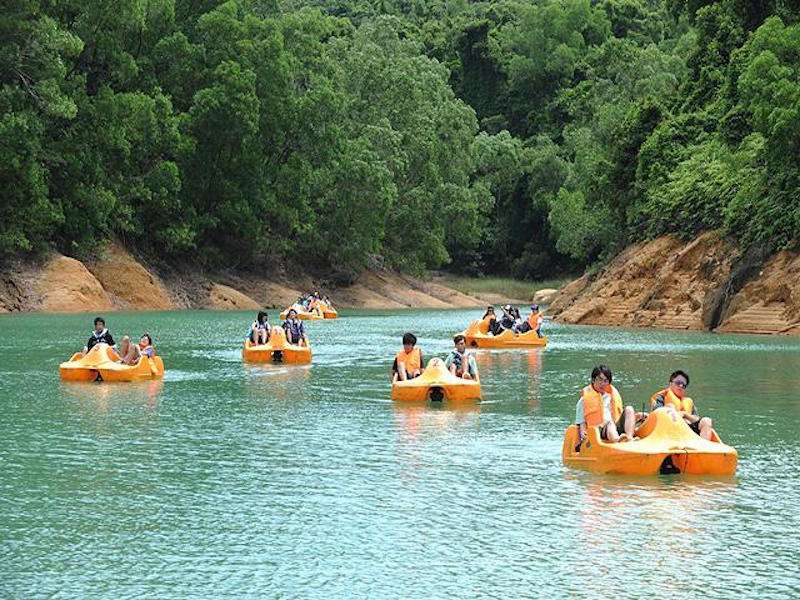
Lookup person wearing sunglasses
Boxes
[650,370,714,440]
[575,365,637,446]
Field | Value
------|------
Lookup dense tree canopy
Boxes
[2,0,800,280]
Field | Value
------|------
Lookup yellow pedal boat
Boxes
[391,357,481,403]
[242,327,312,364]
[562,407,738,476]
[59,343,165,382]
[279,302,337,320]
[462,320,547,348]
[279,304,323,320]
[59,343,119,381]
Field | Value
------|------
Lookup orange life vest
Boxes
[527,311,540,328]
[650,388,694,413]
[581,384,623,427]
[396,347,421,373]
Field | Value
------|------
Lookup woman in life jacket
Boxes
[82,316,115,355]
[139,333,156,358]
[651,370,715,440]
[481,306,501,335]
[514,305,544,337]
[575,365,638,446]
[250,311,271,344]
[392,332,424,381]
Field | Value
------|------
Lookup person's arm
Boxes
[576,398,586,441]
[444,352,453,368]
[653,394,665,409]
[468,354,478,378]
[418,351,424,371]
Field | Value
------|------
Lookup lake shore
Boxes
[0,243,553,314]
[548,232,800,336]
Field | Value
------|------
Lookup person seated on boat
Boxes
[651,370,715,441]
[392,332,424,381]
[283,309,309,346]
[480,306,499,334]
[575,365,638,446]
[496,305,515,332]
[249,311,271,344]
[82,316,115,355]
[514,305,544,337]
[138,333,156,358]
[445,334,478,380]
[117,335,141,365]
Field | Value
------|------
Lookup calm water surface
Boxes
[1,310,799,598]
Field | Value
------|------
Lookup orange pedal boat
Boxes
[562,407,738,476]
[462,320,547,348]
[279,304,323,321]
[59,343,165,382]
[391,357,481,403]
[242,327,312,364]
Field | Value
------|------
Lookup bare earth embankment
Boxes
[0,243,498,313]
[548,232,800,335]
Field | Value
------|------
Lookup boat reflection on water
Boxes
[566,471,737,592]
[474,348,544,410]
[243,363,311,402]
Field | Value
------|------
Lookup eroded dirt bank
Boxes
[548,233,800,335]
[0,243,492,313]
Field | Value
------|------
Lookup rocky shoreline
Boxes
[548,232,800,335]
[0,243,507,313]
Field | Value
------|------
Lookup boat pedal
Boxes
[429,387,445,403]
[659,456,681,475]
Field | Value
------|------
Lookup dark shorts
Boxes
[689,419,703,434]
[615,414,626,434]
[516,321,532,334]
[599,422,617,440]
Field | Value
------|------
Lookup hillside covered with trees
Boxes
[3,0,799,282]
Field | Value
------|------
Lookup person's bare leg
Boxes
[605,422,621,443]
[624,406,636,439]
[449,364,458,376]
[398,363,408,381]
[699,417,714,440]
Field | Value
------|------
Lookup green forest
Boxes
[3,0,800,282]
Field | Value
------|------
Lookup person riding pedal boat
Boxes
[575,365,638,448]
[392,332,424,381]
[82,316,115,355]
[651,370,716,441]
[445,334,478,380]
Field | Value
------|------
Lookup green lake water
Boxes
[1,309,799,598]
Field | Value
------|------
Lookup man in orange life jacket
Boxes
[575,365,638,444]
[392,332,424,381]
[651,370,714,440]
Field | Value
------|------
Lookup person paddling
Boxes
[651,370,715,441]
[82,316,115,355]
[392,332,424,381]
